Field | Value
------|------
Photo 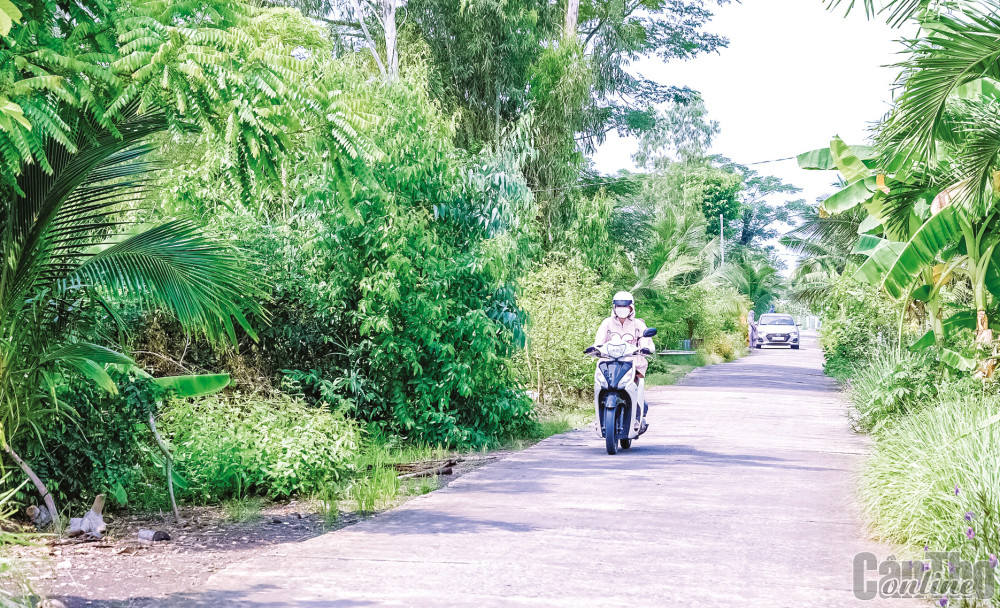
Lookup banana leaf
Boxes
[857,214,883,234]
[911,284,932,302]
[940,348,976,372]
[797,144,878,170]
[881,207,962,299]
[831,137,873,184]
[984,246,1000,300]
[821,177,876,214]
[854,240,907,285]
[942,309,977,334]
[853,234,886,255]
[152,374,231,398]
[908,329,935,351]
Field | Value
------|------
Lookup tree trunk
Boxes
[564,0,580,39]
[381,0,398,80]
[351,0,387,78]
[148,413,182,524]
[4,444,59,529]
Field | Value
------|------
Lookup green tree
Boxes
[0,110,264,523]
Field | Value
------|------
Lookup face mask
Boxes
[615,306,631,319]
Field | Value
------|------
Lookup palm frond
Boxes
[824,0,932,27]
[882,2,1000,169]
[70,219,264,343]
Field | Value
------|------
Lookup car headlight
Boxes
[607,343,627,358]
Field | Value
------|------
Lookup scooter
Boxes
[584,327,657,455]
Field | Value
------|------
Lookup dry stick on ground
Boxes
[4,443,59,529]
[148,413,182,524]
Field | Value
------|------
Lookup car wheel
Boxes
[791,345,800,350]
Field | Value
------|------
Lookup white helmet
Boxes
[612,291,634,319]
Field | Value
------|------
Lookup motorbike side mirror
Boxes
[642,328,657,338]
[639,347,654,355]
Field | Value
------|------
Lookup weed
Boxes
[222,497,265,523]
[350,466,398,513]
[849,349,938,433]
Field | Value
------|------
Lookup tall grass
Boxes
[861,394,1000,557]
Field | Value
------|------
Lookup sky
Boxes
[591,0,907,265]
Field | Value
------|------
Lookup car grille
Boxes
[766,334,790,341]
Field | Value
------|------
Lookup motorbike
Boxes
[584,327,657,455]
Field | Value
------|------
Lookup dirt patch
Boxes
[9,451,514,607]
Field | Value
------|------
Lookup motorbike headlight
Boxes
[607,343,627,358]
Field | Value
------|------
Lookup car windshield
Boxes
[759,315,794,325]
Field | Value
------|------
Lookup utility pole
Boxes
[719,213,725,266]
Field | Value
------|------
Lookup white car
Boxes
[754,314,800,349]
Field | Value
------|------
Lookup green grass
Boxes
[645,364,695,387]
[222,497,265,523]
[861,394,1000,560]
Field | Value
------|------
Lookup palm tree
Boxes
[0,108,263,524]
[781,204,866,308]
[631,204,713,293]
[716,251,785,315]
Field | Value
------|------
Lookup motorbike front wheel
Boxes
[604,395,619,455]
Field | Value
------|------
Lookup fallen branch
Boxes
[4,444,59,529]
[397,465,453,480]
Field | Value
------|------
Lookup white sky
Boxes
[591,0,907,264]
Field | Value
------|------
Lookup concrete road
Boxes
[160,334,914,607]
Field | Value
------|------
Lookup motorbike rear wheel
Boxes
[603,395,619,455]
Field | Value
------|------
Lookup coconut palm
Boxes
[631,204,714,293]
[716,250,785,315]
[0,108,264,523]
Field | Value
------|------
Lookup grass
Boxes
[645,364,695,387]
[222,497,265,523]
[861,393,1000,559]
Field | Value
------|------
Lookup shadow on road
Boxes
[62,584,382,608]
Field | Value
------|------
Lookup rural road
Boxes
[159,333,913,607]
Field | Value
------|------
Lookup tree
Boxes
[0,109,264,523]
[823,0,936,28]
[0,0,370,517]
[724,164,806,251]
[579,0,731,145]
[405,0,558,150]
[0,0,369,196]
[717,250,785,315]
[633,100,719,170]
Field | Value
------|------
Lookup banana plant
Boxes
[881,205,1000,342]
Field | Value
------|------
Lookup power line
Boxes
[745,155,797,166]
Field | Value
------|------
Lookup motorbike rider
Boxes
[593,291,655,415]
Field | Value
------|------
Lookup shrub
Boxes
[160,395,360,502]
[848,349,939,433]
[516,253,613,400]
[153,62,540,448]
[701,331,746,362]
[819,274,899,379]
[861,394,1000,570]
[12,372,162,510]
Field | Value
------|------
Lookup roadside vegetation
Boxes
[0,2,807,593]
[787,2,1000,604]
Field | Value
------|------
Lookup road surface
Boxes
[157,333,912,607]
